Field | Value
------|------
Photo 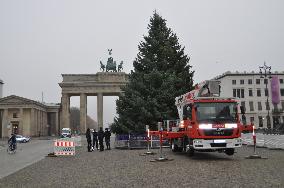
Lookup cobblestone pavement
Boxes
[0,143,283,188]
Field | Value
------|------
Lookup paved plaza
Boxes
[0,137,283,188]
[0,138,53,179]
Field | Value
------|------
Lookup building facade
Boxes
[0,95,60,138]
[214,71,284,129]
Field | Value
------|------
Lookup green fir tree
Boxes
[111,12,194,134]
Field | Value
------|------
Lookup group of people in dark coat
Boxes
[86,127,111,152]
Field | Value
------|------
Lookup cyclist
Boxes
[8,133,17,152]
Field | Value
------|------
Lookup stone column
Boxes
[38,110,41,136]
[2,109,9,138]
[97,93,103,128]
[36,110,39,136]
[19,108,24,135]
[55,112,59,136]
[80,93,87,134]
[30,108,35,136]
[61,93,70,128]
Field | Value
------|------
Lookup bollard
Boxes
[140,125,155,156]
[245,126,267,159]
[157,127,166,160]
[128,133,130,149]
[145,128,155,155]
[150,123,173,162]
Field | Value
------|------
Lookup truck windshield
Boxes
[62,130,70,133]
[196,102,237,123]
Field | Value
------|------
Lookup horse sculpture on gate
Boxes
[118,61,123,72]
[106,57,117,72]
[100,61,105,72]
[99,49,124,72]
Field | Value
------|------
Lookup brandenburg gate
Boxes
[59,72,128,133]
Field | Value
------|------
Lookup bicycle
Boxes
[7,140,17,154]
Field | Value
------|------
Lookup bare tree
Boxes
[70,107,97,133]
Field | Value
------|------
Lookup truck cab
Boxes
[171,80,243,156]
[181,99,242,154]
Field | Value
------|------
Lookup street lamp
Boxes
[259,62,272,129]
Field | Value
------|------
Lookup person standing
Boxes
[92,128,98,150]
[8,133,17,151]
[86,128,92,152]
[98,127,105,151]
[104,128,111,150]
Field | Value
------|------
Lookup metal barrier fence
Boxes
[242,133,284,150]
[114,134,169,149]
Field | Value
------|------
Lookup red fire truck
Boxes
[150,80,253,156]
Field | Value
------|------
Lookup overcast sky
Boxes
[1,0,284,126]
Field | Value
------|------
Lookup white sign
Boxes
[145,125,149,131]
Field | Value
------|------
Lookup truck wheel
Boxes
[171,143,179,152]
[187,147,194,157]
[225,148,235,156]
[177,147,183,152]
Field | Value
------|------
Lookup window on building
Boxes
[256,79,260,84]
[240,80,244,85]
[249,101,254,111]
[241,89,244,98]
[249,89,253,97]
[258,102,262,111]
[264,79,268,84]
[234,89,244,98]
[250,117,255,124]
[257,89,261,97]
[266,102,270,110]
[280,79,283,84]
[273,116,280,127]
[281,89,284,96]
[267,116,271,128]
[258,116,263,127]
[282,101,284,110]
[248,79,253,84]
[13,113,17,118]
[232,80,236,85]
[265,88,269,97]
[241,101,246,112]
[237,89,240,98]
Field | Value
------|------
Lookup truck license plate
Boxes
[213,139,226,143]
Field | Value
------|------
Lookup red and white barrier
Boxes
[54,140,75,156]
